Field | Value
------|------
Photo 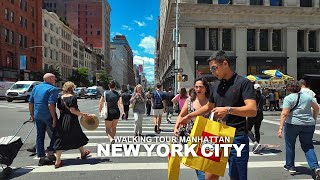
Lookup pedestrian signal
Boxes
[182,74,188,82]
[177,73,182,82]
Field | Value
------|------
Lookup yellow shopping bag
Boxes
[182,116,236,177]
[168,142,181,180]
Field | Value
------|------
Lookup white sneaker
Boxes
[252,143,261,154]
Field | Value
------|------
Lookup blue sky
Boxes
[109,0,159,83]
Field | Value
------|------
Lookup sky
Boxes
[109,0,160,83]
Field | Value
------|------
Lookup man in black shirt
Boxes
[121,89,132,120]
[165,87,175,124]
[181,51,256,180]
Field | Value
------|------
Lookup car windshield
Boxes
[74,88,81,92]
[87,89,97,93]
[10,84,30,91]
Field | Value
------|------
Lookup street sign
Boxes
[178,44,187,47]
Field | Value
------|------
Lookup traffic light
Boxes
[177,73,182,82]
[182,74,188,82]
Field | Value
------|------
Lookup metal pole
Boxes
[174,0,180,94]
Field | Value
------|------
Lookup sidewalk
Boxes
[263,110,320,116]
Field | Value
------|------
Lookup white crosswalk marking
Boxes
[24,115,290,175]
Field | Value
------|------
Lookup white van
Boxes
[5,81,41,102]
[0,82,15,98]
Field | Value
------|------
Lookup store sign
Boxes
[20,55,27,70]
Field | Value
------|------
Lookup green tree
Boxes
[97,71,109,89]
[68,68,90,87]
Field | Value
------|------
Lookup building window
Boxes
[197,0,212,3]
[196,28,205,50]
[44,19,47,27]
[24,18,27,29]
[50,36,53,44]
[218,0,231,4]
[247,29,256,51]
[24,1,27,11]
[24,36,27,48]
[272,30,281,51]
[5,9,9,20]
[32,23,35,33]
[56,51,59,60]
[19,16,23,26]
[44,33,47,42]
[31,7,34,17]
[300,0,312,7]
[19,34,23,47]
[250,0,263,5]
[54,3,56,8]
[297,30,304,51]
[309,31,317,52]
[50,23,53,30]
[11,0,14,4]
[50,49,53,59]
[209,28,218,50]
[260,29,268,51]
[19,0,22,9]
[44,64,48,71]
[10,31,14,44]
[222,29,232,51]
[97,31,101,35]
[10,11,14,23]
[270,0,282,6]
[4,29,9,43]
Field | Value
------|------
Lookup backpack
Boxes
[153,90,163,109]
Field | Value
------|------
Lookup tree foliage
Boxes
[68,68,90,87]
[30,67,62,82]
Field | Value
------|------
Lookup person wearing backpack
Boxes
[151,83,166,134]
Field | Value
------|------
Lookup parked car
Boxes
[74,87,87,99]
[85,86,103,99]
[0,82,15,99]
[5,81,41,102]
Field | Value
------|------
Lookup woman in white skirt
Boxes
[130,84,146,136]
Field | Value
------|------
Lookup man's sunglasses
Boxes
[210,65,219,73]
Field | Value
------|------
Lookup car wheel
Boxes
[7,99,13,102]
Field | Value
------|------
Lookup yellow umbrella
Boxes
[245,75,261,82]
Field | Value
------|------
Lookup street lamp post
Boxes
[174,0,180,94]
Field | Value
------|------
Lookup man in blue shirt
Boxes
[29,73,58,166]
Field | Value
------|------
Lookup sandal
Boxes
[81,149,91,159]
[54,161,64,169]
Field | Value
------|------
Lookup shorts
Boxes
[105,110,120,121]
[152,109,163,116]
[228,134,249,180]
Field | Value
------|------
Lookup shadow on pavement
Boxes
[290,166,317,180]
[2,167,33,180]
[60,157,110,166]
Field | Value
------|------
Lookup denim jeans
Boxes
[284,123,319,170]
[195,170,205,180]
[35,118,56,157]
[228,134,249,180]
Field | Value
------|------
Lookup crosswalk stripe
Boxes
[263,119,320,135]
[97,127,173,129]
[84,130,174,134]
[16,161,320,173]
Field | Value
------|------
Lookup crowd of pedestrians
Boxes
[26,50,320,179]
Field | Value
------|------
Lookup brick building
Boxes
[43,0,111,74]
[0,0,42,81]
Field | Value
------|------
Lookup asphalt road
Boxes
[0,99,319,180]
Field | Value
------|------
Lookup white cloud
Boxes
[138,36,155,55]
[139,33,145,37]
[134,20,146,27]
[121,25,133,31]
[132,50,139,55]
[145,15,153,21]
[133,55,154,82]
[115,32,122,35]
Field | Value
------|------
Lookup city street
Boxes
[0,99,320,180]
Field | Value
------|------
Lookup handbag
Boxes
[99,91,108,118]
[182,115,236,177]
[168,141,181,180]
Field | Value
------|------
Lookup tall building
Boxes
[111,35,135,87]
[158,0,320,90]
[42,9,73,83]
[43,0,111,74]
[0,0,42,81]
